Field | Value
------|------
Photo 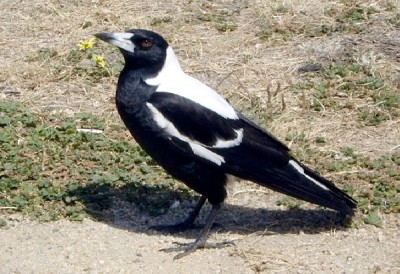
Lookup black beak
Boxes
[94,32,113,42]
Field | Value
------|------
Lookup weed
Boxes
[273,5,289,14]
[387,13,400,27]
[292,58,399,126]
[0,218,6,227]
[333,5,380,33]
[0,101,194,222]
[1,98,397,226]
[150,16,173,26]
[193,2,240,33]
[285,141,399,226]
[24,37,121,84]
[315,137,327,146]
[215,22,238,32]
[364,211,383,227]
[276,197,304,210]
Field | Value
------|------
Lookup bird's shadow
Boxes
[68,182,352,239]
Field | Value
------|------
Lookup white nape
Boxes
[145,47,238,120]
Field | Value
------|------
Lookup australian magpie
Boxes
[95,29,357,259]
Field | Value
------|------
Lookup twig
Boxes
[390,144,400,151]
[77,128,103,134]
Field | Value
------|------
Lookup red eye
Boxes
[141,39,152,48]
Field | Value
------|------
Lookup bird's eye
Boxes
[140,39,153,48]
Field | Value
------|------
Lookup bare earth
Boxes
[1,0,399,273]
[1,189,400,273]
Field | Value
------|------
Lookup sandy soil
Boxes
[1,189,399,273]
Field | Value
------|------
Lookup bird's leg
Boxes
[150,195,207,232]
[178,195,207,227]
[161,203,234,260]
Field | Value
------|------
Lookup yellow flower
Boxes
[93,54,106,68]
[78,38,96,51]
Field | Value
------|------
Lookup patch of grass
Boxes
[1,101,397,226]
[292,59,399,126]
[227,83,282,128]
[334,4,380,33]
[256,19,311,42]
[315,137,327,146]
[364,211,383,227]
[150,16,173,26]
[384,0,398,11]
[256,3,383,41]
[373,89,400,109]
[0,218,6,228]
[359,89,400,126]
[194,2,241,33]
[276,197,304,210]
[215,22,238,32]
[24,38,122,84]
[273,4,289,14]
[336,6,378,23]
[0,101,193,222]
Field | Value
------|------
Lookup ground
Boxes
[1,203,399,273]
[0,0,399,273]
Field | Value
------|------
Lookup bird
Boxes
[94,29,357,259]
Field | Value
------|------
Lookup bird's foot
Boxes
[161,238,235,260]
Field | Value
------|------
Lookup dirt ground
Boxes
[1,0,399,273]
[1,187,399,273]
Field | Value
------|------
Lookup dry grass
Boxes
[1,0,399,205]
[1,0,398,159]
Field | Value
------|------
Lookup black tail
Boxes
[284,159,357,215]
[227,156,357,215]
[224,113,357,215]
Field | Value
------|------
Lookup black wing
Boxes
[148,92,241,147]
[147,91,290,166]
[147,91,356,214]
[237,112,289,151]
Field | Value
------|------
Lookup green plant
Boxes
[0,101,194,222]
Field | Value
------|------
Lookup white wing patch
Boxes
[189,143,225,165]
[146,102,242,165]
[146,103,183,140]
[289,160,330,191]
[145,47,238,120]
[213,128,243,148]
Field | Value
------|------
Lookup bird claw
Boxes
[160,240,236,259]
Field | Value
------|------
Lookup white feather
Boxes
[145,47,238,120]
[189,143,225,165]
[146,103,182,138]
[289,160,330,191]
[213,129,243,148]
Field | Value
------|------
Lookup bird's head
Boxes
[95,29,169,71]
